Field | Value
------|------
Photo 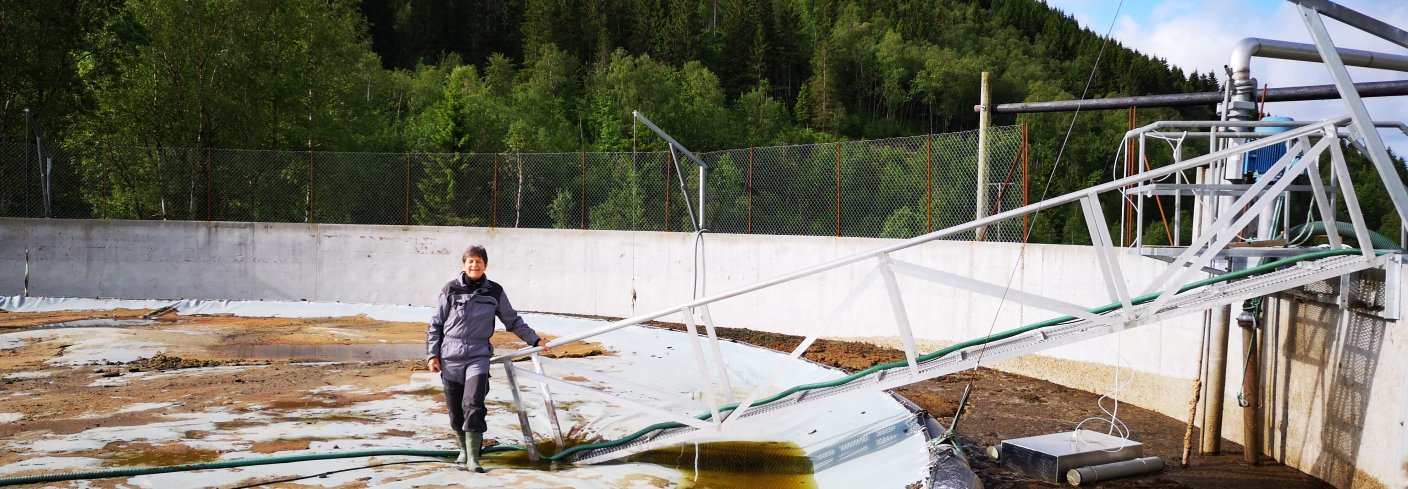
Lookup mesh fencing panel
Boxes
[0,125,1026,240]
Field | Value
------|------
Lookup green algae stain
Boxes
[107,446,222,467]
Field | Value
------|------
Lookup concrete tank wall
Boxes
[1,217,1401,487]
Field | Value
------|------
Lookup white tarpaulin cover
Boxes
[1,296,965,488]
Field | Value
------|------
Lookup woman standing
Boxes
[427,245,549,472]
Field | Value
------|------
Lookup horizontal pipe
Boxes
[1123,118,1404,140]
[1231,38,1408,83]
[992,80,1408,114]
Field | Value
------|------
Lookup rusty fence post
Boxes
[492,154,499,228]
[205,148,212,222]
[926,134,933,233]
[405,153,411,226]
[664,152,671,232]
[580,152,586,230]
[747,147,754,234]
[835,143,842,237]
[307,151,316,224]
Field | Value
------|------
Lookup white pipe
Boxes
[1230,38,1408,83]
[1227,37,1408,123]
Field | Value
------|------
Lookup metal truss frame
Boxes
[484,1,1408,465]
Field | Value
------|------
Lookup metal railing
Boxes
[485,115,1404,464]
[0,126,1028,241]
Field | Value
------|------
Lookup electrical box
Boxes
[997,430,1144,483]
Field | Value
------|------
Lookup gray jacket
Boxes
[427,273,541,379]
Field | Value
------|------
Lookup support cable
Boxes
[964,0,1126,376]
[954,0,1129,439]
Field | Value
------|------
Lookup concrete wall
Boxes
[1,217,1402,487]
[1258,269,1407,489]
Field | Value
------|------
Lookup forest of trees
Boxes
[3,0,1399,242]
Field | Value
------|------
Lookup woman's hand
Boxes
[537,339,552,353]
[427,357,441,373]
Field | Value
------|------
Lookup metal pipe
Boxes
[992,80,1408,114]
[1202,305,1231,454]
[1124,118,1403,139]
[1230,38,1408,84]
[1239,311,1262,465]
[530,354,566,448]
[491,118,1348,364]
[1229,36,1408,124]
[1067,456,1165,486]
[502,361,539,462]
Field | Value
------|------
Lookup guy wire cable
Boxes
[955,0,1128,429]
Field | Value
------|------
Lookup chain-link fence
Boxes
[0,125,1027,240]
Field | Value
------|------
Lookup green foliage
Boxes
[59,0,382,219]
[548,188,577,229]
[20,0,1406,248]
[589,154,647,230]
[881,207,923,238]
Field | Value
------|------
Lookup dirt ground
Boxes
[0,309,1333,488]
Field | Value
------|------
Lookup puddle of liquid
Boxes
[624,441,816,489]
[207,343,425,362]
[489,440,817,489]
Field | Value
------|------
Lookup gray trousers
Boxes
[443,371,491,433]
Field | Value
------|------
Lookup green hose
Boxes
[0,447,525,486]
[1287,221,1402,251]
[547,248,1375,461]
[3,249,1378,484]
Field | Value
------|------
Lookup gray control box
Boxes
[998,430,1144,483]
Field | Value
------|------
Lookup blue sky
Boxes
[1040,0,1408,155]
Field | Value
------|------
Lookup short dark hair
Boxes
[462,245,488,264]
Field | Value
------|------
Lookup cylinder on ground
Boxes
[1066,456,1164,486]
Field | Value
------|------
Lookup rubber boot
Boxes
[454,430,467,464]
[466,431,485,473]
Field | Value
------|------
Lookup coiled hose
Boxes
[1286,221,1402,251]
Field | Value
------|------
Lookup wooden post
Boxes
[976,71,991,230]
[1022,124,1030,238]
